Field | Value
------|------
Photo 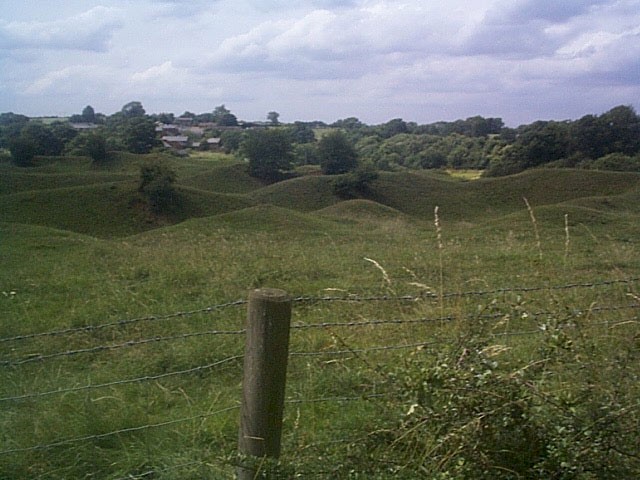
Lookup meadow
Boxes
[1,153,639,478]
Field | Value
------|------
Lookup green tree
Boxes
[241,129,294,182]
[123,117,157,154]
[65,130,108,163]
[0,112,29,148]
[267,111,280,125]
[82,105,96,123]
[332,163,378,199]
[289,122,316,144]
[318,130,358,174]
[220,130,244,153]
[377,118,408,139]
[600,105,640,155]
[17,122,66,157]
[293,143,320,165]
[213,105,238,126]
[50,121,78,147]
[121,101,146,118]
[8,135,36,166]
[138,160,177,213]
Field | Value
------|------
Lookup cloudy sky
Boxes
[1,0,639,126]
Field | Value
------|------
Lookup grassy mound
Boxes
[367,168,640,222]
[250,175,340,212]
[316,198,407,222]
[179,162,265,194]
[212,204,338,234]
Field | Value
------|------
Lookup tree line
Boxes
[2,103,639,178]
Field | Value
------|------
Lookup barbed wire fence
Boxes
[1,277,638,478]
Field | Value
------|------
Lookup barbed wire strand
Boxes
[0,404,241,456]
[0,394,386,457]
[292,277,640,304]
[1,328,246,366]
[4,303,637,367]
[292,303,640,330]
[0,355,243,403]
[0,300,247,344]
[3,277,636,345]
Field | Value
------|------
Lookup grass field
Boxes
[1,153,639,478]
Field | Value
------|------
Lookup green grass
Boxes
[1,156,639,477]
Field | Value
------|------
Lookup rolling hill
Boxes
[1,154,639,237]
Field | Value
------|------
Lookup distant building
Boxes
[161,135,189,149]
[175,116,194,126]
[206,137,222,151]
[70,123,100,130]
[156,124,181,136]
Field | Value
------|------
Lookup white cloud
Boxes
[131,61,180,83]
[0,6,123,52]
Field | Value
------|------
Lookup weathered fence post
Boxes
[237,288,292,479]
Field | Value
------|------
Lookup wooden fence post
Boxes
[237,288,292,479]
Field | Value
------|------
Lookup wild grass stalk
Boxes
[434,206,444,319]
[564,213,570,264]
[523,197,542,261]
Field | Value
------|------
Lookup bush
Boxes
[8,136,36,166]
[241,129,294,182]
[332,164,379,199]
[138,160,177,213]
[585,153,640,172]
[65,131,108,163]
[319,130,358,174]
[349,313,640,478]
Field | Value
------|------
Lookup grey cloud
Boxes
[493,0,609,23]
[148,0,214,17]
[461,0,611,57]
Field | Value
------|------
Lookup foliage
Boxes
[241,128,294,182]
[213,105,238,126]
[220,130,245,153]
[376,118,409,138]
[121,101,146,118]
[123,116,158,154]
[65,130,108,163]
[343,312,640,479]
[358,133,498,171]
[486,105,640,176]
[8,135,36,166]
[138,159,177,213]
[71,105,98,124]
[319,130,359,174]
[288,122,316,144]
[293,142,320,165]
[267,111,280,125]
[332,163,379,199]
[583,152,640,172]
[0,112,29,148]
[82,105,96,123]
[6,121,76,165]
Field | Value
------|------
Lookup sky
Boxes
[0,0,639,126]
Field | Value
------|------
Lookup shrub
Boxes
[138,160,177,213]
[585,153,640,172]
[319,130,358,174]
[332,164,379,199]
[343,311,640,478]
[241,129,294,182]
